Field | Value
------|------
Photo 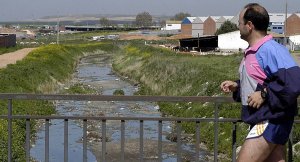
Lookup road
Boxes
[0,48,35,69]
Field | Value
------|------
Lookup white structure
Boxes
[289,35,300,51]
[230,14,239,26]
[216,16,234,29]
[163,21,181,31]
[192,17,207,37]
[218,31,248,51]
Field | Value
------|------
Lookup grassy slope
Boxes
[0,42,117,161]
[112,42,249,158]
[113,42,300,160]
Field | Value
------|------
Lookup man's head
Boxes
[238,3,269,41]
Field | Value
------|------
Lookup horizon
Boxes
[1,0,300,22]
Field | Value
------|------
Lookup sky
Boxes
[0,0,300,22]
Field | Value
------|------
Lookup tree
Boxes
[173,12,191,21]
[135,12,153,27]
[215,20,238,35]
[158,19,166,28]
[100,17,111,27]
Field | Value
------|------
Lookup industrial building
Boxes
[179,12,300,38]
[289,35,300,51]
[286,13,300,36]
[0,34,16,48]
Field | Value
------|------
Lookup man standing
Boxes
[220,3,300,162]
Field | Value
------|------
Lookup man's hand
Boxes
[220,80,238,93]
[247,91,265,109]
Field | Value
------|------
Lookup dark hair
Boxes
[243,3,269,31]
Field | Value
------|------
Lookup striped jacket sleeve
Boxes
[257,45,300,112]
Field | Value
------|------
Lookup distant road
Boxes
[0,48,36,69]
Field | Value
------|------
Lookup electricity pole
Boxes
[57,18,60,45]
[284,0,288,46]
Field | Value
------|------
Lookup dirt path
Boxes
[0,48,36,69]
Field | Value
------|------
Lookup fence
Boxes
[0,93,298,162]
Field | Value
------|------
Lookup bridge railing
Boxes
[0,93,299,162]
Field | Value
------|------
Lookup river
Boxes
[30,53,208,162]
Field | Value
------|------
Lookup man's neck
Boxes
[248,31,267,47]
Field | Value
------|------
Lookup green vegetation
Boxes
[1,38,299,160]
[215,20,238,35]
[0,46,22,55]
[135,12,153,27]
[0,41,117,161]
[63,83,97,94]
[113,89,125,95]
[172,12,191,21]
[112,41,300,160]
[112,42,247,158]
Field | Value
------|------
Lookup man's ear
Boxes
[246,21,254,31]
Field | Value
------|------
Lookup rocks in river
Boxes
[166,132,194,142]
[85,131,111,142]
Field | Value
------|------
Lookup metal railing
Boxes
[0,93,299,162]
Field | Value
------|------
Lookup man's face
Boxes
[238,9,250,41]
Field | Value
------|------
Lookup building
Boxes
[181,17,196,36]
[163,21,181,31]
[217,31,248,51]
[216,16,234,30]
[182,16,234,37]
[229,14,239,26]
[289,34,300,51]
[286,13,300,36]
[179,36,218,52]
[0,34,16,47]
[192,17,207,37]
[269,13,291,34]
[203,16,219,36]
[218,30,286,52]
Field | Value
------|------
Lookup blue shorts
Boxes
[246,119,294,145]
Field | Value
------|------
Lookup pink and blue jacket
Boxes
[233,35,300,125]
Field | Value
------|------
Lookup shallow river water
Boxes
[30,53,207,162]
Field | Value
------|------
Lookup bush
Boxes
[113,89,125,95]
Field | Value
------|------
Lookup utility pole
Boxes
[56,18,60,45]
[284,0,288,46]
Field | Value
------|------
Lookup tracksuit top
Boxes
[233,35,300,125]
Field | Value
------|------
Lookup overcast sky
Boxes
[0,0,299,21]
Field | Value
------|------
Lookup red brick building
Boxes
[286,13,300,36]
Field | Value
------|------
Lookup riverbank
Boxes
[0,42,117,161]
[112,42,300,160]
[111,41,249,160]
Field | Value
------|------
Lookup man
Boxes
[220,3,300,162]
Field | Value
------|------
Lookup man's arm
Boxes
[220,80,241,102]
[266,67,300,112]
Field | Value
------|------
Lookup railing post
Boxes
[195,121,200,162]
[177,120,182,162]
[121,120,125,161]
[139,120,144,162]
[232,122,237,162]
[26,119,30,162]
[45,119,50,162]
[8,99,12,162]
[102,120,106,162]
[158,120,162,162]
[64,119,68,162]
[83,119,87,162]
[214,103,219,162]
